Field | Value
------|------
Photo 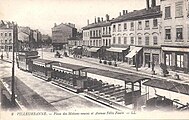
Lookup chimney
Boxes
[119,12,121,16]
[54,23,57,27]
[125,10,128,14]
[146,0,150,10]
[87,19,89,25]
[151,0,156,8]
[95,17,97,23]
[123,10,125,15]
[98,17,100,22]
[101,17,103,22]
[105,14,109,21]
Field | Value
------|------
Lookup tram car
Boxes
[32,58,55,81]
[17,51,39,72]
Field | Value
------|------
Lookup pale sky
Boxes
[0,0,160,36]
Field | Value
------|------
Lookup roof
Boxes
[33,58,55,65]
[143,79,189,95]
[111,6,161,23]
[82,21,111,30]
[82,68,148,83]
[52,62,88,71]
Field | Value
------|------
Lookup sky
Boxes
[0,0,160,36]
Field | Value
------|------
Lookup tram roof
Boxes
[33,58,55,64]
[143,79,189,95]
[52,62,88,71]
[83,68,148,83]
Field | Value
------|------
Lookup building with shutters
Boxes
[160,0,189,73]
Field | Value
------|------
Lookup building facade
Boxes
[111,0,162,66]
[0,20,14,52]
[52,23,77,50]
[160,0,189,73]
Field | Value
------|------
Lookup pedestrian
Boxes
[1,54,3,60]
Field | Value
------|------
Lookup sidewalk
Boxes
[72,56,189,84]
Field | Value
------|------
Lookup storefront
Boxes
[87,47,100,58]
[162,46,189,73]
[106,47,129,61]
[143,47,161,68]
[125,46,143,67]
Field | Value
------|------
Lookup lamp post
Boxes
[11,23,17,106]
[135,51,138,71]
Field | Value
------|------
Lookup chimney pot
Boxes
[123,10,125,15]
[151,0,156,8]
[125,10,128,14]
[106,14,110,21]
[87,20,89,25]
[119,12,121,16]
[97,17,100,23]
[146,0,150,10]
[101,17,103,22]
[95,17,97,23]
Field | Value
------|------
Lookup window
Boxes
[118,37,121,44]
[165,29,171,40]
[113,25,116,32]
[96,40,98,46]
[8,33,11,36]
[124,37,127,44]
[99,40,101,46]
[175,1,183,18]
[138,21,142,30]
[176,28,183,40]
[109,27,111,34]
[102,39,105,46]
[9,39,12,43]
[176,54,184,68]
[5,33,7,36]
[5,40,7,43]
[99,30,101,36]
[113,37,116,44]
[90,40,92,46]
[145,20,150,29]
[130,37,134,45]
[0,33,3,36]
[90,31,92,37]
[145,36,149,45]
[138,37,142,45]
[96,30,98,37]
[165,6,171,19]
[93,31,95,37]
[105,27,108,34]
[153,36,158,45]
[103,27,105,34]
[153,19,158,28]
[124,23,127,30]
[130,22,134,30]
[109,39,111,46]
[166,53,172,66]
[118,24,121,32]
[93,40,95,46]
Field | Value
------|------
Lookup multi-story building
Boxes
[160,0,189,73]
[52,23,77,50]
[111,0,162,66]
[18,26,31,50]
[0,20,14,52]
[82,15,112,58]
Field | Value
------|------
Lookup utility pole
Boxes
[11,23,17,106]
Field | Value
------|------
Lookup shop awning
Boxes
[106,47,128,53]
[88,47,100,52]
[125,47,142,58]
[162,47,189,52]
[143,79,189,95]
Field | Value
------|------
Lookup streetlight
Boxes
[11,22,17,106]
[135,51,138,71]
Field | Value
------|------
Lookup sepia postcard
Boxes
[0,0,189,120]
